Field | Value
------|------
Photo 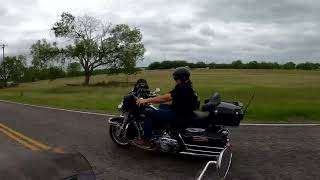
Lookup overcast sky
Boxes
[1,0,320,66]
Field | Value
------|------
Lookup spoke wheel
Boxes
[109,125,130,147]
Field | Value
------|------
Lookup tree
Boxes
[195,61,207,68]
[0,56,26,87]
[147,60,189,69]
[148,61,161,70]
[208,62,216,69]
[47,66,66,80]
[109,24,145,80]
[51,12,145,85]
[21,67,37,82]
[231,60,243,69]
[30,39,61,69]
[296,62,318,70]
[247,61,259,69]
[282,62,296,69]
[67,62,82,77]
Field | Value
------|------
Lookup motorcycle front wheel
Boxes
[109,124,130,147]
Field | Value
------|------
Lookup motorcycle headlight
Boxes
[118,102,123,109]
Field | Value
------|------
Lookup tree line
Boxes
[0,56,142,88]
[148,60,320,70]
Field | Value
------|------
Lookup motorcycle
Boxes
[108,82,253,179]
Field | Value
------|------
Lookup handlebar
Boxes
[130,90,158,100]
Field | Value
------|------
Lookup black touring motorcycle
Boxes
[108,80,253,179]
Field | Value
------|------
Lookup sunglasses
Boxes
[173,76,179,80]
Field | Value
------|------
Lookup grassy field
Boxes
[0,69,319,122]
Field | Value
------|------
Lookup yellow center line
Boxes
[0,123,57,152]
[0,127,40,151]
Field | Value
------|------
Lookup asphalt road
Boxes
[0,101,319,180]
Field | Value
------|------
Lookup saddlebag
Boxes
[210,102,244,126]
[202,93,244,126]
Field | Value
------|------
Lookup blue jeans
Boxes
[143,105,176,140]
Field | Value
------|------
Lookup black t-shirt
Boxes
[170,82,198,116]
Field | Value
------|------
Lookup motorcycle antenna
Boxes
[244,91,255,114]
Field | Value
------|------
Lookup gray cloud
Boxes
[0,0,320,66]
[197,0,320,24]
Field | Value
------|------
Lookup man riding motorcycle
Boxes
[133,67,199,147]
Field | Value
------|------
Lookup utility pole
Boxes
[1,44,8,60]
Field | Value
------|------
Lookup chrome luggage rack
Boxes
[178,134,232,180]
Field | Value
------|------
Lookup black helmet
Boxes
[173,67,190,82]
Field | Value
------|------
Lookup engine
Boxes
[155,133,179,153]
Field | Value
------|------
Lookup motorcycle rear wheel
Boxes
[109,124,130,147]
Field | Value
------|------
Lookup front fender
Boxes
[108,116,124,126]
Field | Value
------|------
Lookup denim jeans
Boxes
[143,105,176,140]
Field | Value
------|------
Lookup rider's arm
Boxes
[147,93,172,103]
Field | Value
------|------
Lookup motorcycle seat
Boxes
[170,111,209,130]
[189,111,210,128]
[201,93,221,112]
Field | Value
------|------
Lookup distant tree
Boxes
[30,39,62,69]
[47,66,66,80]
[50,12,145,85]
[215,63,233,69]
[195,61,207,68]
[282,62,296,69]
[231,60,243,69]
[146,59,319,71]
[21,67,37,82]
[110,24,145,77]
[296,62,318,70]
[67,62,82,77]
[272,62,280,69]
[247,61,259,69]
[208,62,216,69]
[0,56,26,87]
[148,60,189,69]
[148,61,161,70]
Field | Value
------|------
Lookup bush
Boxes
[67,62,82,77]
[296,62,319,70]
[281,62,296,69]
[47,67,66,80]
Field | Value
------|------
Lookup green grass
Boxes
[0,69,319,122]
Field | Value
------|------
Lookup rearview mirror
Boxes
[197,146,232,180]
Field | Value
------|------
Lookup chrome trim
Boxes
[197,161,217,180]
[178,133,187,145]
[217,128,229,134]
[185,144,224,150]
[108,118,121,126]
[186,149,221,155]
[196,146,233,180]
[179,152,219,158]
[132,121,142,139]
[148,104,158,110]
[217,150,232,180]
[179,133,226,156]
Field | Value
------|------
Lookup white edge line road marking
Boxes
[0,100,116,117]
[0,100,319,126]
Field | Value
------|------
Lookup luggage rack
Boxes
[195,146,232,180]
[180,144,223,158]
[178,134,232,180]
